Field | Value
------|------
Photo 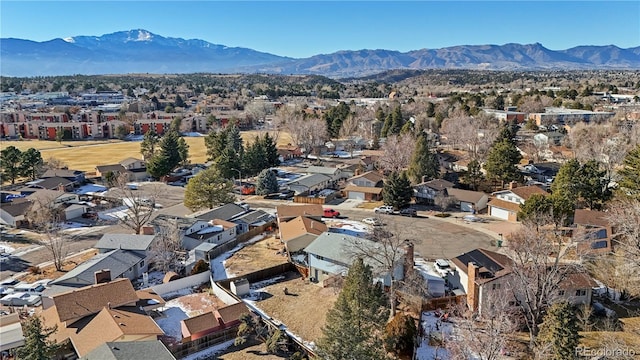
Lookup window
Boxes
[558,290,565,296]
[575,289,587,297]
[492,283,501,290]
[140,260,144,267]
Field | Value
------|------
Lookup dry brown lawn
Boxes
[224,236,289,278]
[20,249,98,283]
[216,343,286,360]
[1,130,292,174]
[357,200,384,209]
[253,272,338,343]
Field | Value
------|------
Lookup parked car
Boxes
[323,208,341,218]
[362,217,382,226]
[434,259,452,276]
[399,208,417,217]
[374,205,395,214]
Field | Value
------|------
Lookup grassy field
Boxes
[0,131,292,174]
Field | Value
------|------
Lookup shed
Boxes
[230,278,250,297]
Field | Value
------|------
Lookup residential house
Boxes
[96,164,128,182]
[277,145,303,162]
[180,302,249,342]
[48,251,148,289]
[449,248,596,314]
[286,173,332,195]
[23,176,75,191]
[303,232,405,287]
[81,341,176,360]
[306,166,352,182]
[522,162,561,184]
[279,216,327,254]
[41,279,165,358]
[275,204,323,224]
[529,107,615,127]
[487,184,548,221]
[413,179,455,205]
[0,200,31,227]
[445,188,489,213]
[0,313,25,356]
[182,219,238,250]
[343,171,384,201]
[41,168,86,185]
[573,209,613,254]
[119,157,148,181]
[231,209,276,234]
[190,203,248,223]
[95,234,157,255]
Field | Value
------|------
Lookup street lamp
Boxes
[231,168,242,187]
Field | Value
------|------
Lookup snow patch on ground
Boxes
[0,243,16,254]
[73,184,107,195]
[415,311,453,360]
[325,219,369,238]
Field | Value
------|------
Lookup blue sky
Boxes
[1,1,638,58]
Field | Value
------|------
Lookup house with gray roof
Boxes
[81,341,175,360]
[49,249,147,289]
[231,209,275,233]
[303,232,405,287]
[190,203,248,222]
[95,234,157,254]
[286,173,332,195]
[306,166,350,182]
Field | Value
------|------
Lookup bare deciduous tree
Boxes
[445,293,519,360]
[605,198,640,296]
[378,133,416,173]
[440,112,499,161]
[148,217,185,274]
[25,193,69,271]
[505,221,577,347]
[347,225,411,319]
[110,173,160,234]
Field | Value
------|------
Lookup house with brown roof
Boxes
[275,204,323,224]
[413,179,455,205]
[180,302,249,342]
[279,215,328,254]
[343,171,385,201]
[277,145,303,162]
[449,248,596,314]
[572,209,613,254]
[40,278,165,358]
[487,184,548,221]
[446,188,489,213]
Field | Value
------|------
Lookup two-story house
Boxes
[343,171,385,201]
[449,248,596,314]
[487,184,548,221]
[413,179,454,205]
[573,209,613,254]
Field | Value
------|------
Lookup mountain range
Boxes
[1,29,639,78]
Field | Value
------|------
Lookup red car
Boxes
[323,208,341,218]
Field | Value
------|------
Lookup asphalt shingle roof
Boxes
[95,234,156,252]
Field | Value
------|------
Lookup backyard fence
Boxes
[150,271,210,297]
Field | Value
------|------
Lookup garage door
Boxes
[348,191,365,200]
[460,202,473,212]
[490,206,510,220]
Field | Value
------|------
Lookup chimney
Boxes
[509,181,518,190]
[403,241,414,277]
[467,262,480,312]
[421,175,428,183]
[95,269,111,284]
[141,226,155,235]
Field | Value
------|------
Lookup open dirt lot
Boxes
[251,272,338,343]
[1,131,292,173]
[224,236,289,278]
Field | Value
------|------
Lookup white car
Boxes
[374,205,394,214]
[362,217,383,226]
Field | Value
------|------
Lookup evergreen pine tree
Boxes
[17,316,60,360]
[262,132,280,168]
[462,159,483,191]
[0,145,23,184]
[317,258,388,360]
[384,313,417,358]
[204,127,229,161]
[20,148,44,181]
[578,159,611,210]
[140,129,159,160]
[408,134,440,184]
[243,136,265,176]
[380,113,392,138]
[146,131,181,178]
[256,169,279,195]
[389,105,404,135]
[177,136,190,166]
[383,171,413,209]
[536,302,581,360]
[617,144,640,199]
[484,138,522,187]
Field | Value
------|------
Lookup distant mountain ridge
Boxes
[1,29,638,78]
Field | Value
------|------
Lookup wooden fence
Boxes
[293,191,339,205]
[207,222,275,260]
[167,326,238,359]
[421,295,465,311]
[217,263,295,290]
